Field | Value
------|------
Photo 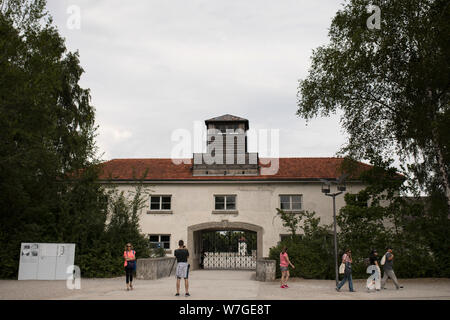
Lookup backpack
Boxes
[380,253,386,265]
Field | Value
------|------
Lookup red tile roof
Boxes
[97,158,372,181]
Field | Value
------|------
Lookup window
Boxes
[150,195,171,211]
[215,195,236,210]
[149,235,171,249]
[279,195,302,211]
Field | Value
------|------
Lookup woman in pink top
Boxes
[280,246,295,288]
[124,243,136,291]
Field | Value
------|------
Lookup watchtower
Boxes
[193,114,259,176]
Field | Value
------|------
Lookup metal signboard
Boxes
[18,243,76,280]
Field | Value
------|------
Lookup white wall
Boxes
[104,181,365,257]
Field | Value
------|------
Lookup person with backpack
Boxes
[336,248,355,292]
[279,246,295,288]
[123,243,136,291]
[381,247,403,290]
[366,249,381,291]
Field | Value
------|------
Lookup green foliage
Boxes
[0,0,151,279]
[297,0,450,210]
[269,210,335,279]
[337,162,450,278]
[295,0,449,279]
[276,208,301,239]
[150,247,167,258]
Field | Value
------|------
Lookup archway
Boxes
[187,221,263,270]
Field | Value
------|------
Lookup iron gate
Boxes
[201,230,257,270]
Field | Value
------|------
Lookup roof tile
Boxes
[97,158,371,181]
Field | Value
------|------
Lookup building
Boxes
[98,115,371,269]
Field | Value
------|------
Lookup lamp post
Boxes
[321,180,346,287]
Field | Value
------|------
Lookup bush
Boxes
[269,210,335,279]
[150,247,167,258]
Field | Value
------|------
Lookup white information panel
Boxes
[18,243,76,280]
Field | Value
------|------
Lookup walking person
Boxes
[367,249,381,291]
[336,248,355,292]
[123,243,136,291]
[174,240,190,297]
[280,246,295,288]
[381,247,403,290]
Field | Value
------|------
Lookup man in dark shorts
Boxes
[174,240,190,297]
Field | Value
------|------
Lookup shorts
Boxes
[280,266,289,272]
[176,262,190,279]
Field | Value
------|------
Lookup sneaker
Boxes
[397,286,404,290]
[280,285,285,288]
[335,287,340,292]
[185,293,190,297]
[175,293,180,296]
[285,284,289,288]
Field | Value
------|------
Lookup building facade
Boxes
[98,115,370,269]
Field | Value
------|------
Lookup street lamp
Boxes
[321,177,347,287]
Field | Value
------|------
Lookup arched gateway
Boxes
[187,221,263,270]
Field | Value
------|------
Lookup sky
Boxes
[46,0,349,161]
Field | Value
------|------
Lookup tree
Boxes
[0,0,47,31]
[297,0,450,211]
[0,0,102,277]
[0,0,151,278]
[270,210,334,279]
[337,161,450,278]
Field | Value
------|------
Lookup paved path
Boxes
[1,270,449,300]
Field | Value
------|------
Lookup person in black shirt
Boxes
[367,249,381,291]
[369,249,379,265]
[174,240,190,297]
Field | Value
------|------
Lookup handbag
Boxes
[380,253,386,265]
[339,263,345,274]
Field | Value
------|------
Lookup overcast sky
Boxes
[46,0,349,161]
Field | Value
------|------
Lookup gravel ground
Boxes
[0,271,449,300]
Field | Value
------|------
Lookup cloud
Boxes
[46,0,347,160]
